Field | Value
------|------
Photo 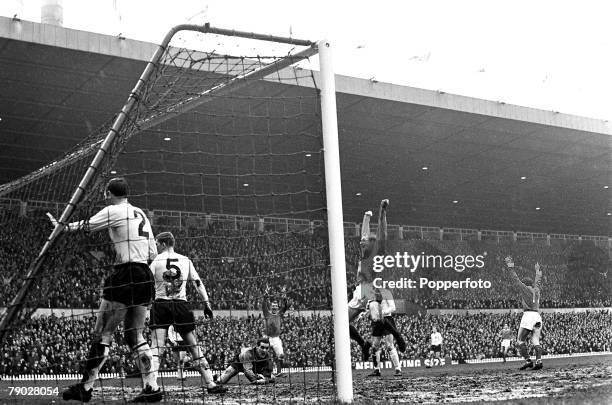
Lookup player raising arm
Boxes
[216,337,275,385]
[504,256,544,370]
[47,178,161,403]
[347,199,389,360]
[262,287,289,377]
[149,232,226,394]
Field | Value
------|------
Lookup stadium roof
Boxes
[0,17,610,236]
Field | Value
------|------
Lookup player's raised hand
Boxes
[203,301,214,319]
[535,262,542,274]
[380,199,389,209]
[364,210,373,217]
[504,256,515,268]
[46,212,59,228]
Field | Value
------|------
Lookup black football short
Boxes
[149,299,196,335]
[171,340,188,352]
[430,345,442,353]
[371,320,386,337]
[103,262,154,306]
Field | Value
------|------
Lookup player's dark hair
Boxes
[523,277,534,287]
[256,337,270,346]
[156,231,175,247]
[106,177,129,197]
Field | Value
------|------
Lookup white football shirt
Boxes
[379,288,396,317]
[348,282,375,309]
[80,201,156,265]
[151,250,202,301]
[431,332,443,346]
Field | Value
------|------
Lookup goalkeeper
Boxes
[504,256,544,370]
[149,231,227,394]
[216,337,275,385]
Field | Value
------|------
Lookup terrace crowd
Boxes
[1,310,610,376]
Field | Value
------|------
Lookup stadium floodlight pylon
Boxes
[0,24,352,402]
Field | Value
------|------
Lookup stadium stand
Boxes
[1,311,610,376]
[1,213,610,310]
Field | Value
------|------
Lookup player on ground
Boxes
[262,287,289,377]
[216,337,275,385]
[367,288,403,377]
[149,231,226,394]
[47,177,162,403]
[426,326,443,368]
[498,323,513,362]
[504,256,544,370]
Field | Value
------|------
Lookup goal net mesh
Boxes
[0,26,338,402]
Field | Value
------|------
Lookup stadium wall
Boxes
[6,306,610,319]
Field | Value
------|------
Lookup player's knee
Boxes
[194,356,210,369]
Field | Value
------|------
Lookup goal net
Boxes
[0,24,346,403]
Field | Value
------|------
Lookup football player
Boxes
[262,287,289,377]
[504,256,544,370]
[48,178,161,403]
[216,337,275,385]
[149,231,226,394]
[348,199,389,360]
[497,323,513,362]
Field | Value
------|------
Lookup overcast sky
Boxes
[3,0,612,122]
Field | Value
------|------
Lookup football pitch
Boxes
[1,354,610,404]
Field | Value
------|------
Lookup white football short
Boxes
[268,336,284,356]
[501,339,511,349]
[519,311,542,330]
[372,334,394,351]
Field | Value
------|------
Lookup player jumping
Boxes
[348,199,405,359]
[262,287,289,377]
[48,177,162,403]
[367,288,403,377]
[504,256,543,370]
[498,322,513,362]
[216,337,275,385]
[149,231,227,394]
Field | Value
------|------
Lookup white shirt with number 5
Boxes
[151,251,207,301]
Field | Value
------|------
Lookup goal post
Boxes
[0,24,353,403]
[319,39,353,403]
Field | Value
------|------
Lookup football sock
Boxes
[519,342,530,360]
[534,345,542,362]
[389,348,400,369]
[134,342,159,391]
[219,366,238,384]
[193,356,216,388]
[349,325,365,347]
[81,341,109,390]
